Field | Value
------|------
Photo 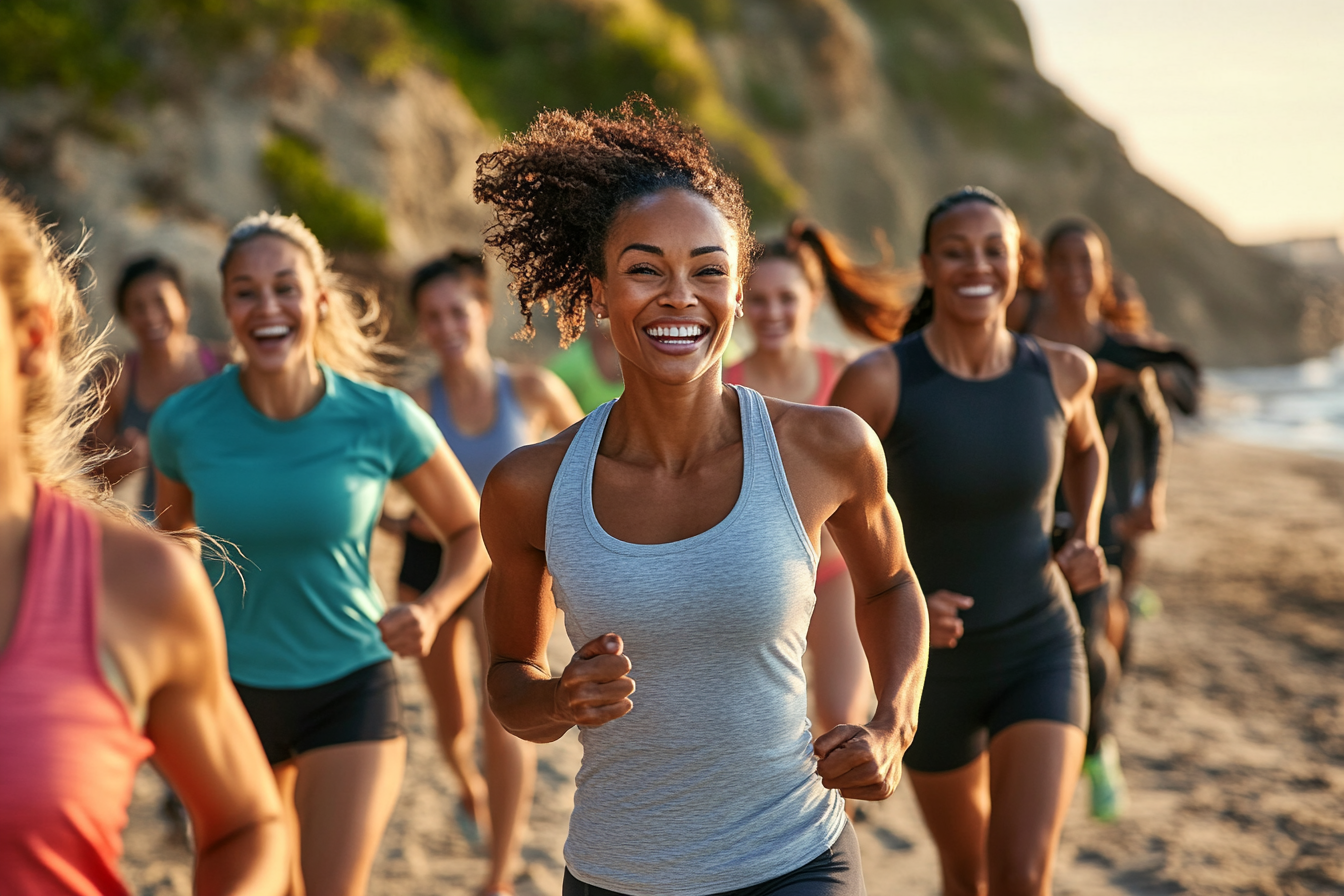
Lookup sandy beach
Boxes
[119,433,1344,895]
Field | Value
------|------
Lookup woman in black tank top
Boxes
[833,187,1108,896]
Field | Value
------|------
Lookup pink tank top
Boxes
[723,348,841,406]
[0,485,154,895]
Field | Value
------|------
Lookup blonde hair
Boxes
[0,185,117,507]
[220,212,391,382]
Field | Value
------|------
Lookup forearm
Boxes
[418,526,490,623]
[1061,442,1106,543]
[195,816,288,896]
[486,661,574,743]
[856,571,929,745]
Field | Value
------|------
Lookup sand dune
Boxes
[119,434,1344,895]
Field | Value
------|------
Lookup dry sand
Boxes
[120,434,1344,895]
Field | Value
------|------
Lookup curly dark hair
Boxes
[473,95,756,346]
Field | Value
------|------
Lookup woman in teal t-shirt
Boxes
[150,212,489,896]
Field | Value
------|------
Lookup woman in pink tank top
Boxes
[724,221,910,783]
[0,188,287,895]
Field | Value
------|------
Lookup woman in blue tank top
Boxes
[394,250,581,896]
[473,96,930,896]
[832,188,1109,896]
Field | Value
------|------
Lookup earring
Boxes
[735,303,744,319]
[594,310,603,320]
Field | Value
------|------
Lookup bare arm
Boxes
[102,525,287,895]
[379,444,490,657]
[482,437,635,743]
[777,404,928,800]
[1043,342,1109,591]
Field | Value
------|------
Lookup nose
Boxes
[660,271,699,309]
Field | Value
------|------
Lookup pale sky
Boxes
[1015,0,1344,245]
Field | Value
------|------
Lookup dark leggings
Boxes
[562,821,865,896]
[1074,581,1120,756]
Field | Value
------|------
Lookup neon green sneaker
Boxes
[1084,735,1129,822]
[1130,585,1163,620]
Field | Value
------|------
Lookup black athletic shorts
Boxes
[233,660,403,765]
[398,530,443,595]
[562,820,865,896]
[904,599,1088,773]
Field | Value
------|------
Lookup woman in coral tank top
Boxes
[0,185,287,895]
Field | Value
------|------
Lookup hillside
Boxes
[0,0,1328,363]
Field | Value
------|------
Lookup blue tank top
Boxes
[546,386,845,895]
[429,363,532,491]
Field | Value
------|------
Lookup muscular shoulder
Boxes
[100,515,215,632]
[767,399,882,476]
[480,422,583,547]
[1036,338,1096,404]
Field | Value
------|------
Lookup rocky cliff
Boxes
[0,0,1332,363]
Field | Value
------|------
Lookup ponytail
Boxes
[789,220,911,342]
[902,287,934,337]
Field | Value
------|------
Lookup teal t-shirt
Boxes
[150,364,441,688]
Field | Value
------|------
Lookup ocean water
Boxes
[1205,346,1344,457]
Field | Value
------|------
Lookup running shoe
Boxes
[1129,585,1163,620]
[1084,734,1129,822]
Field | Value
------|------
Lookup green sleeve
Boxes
[147,399,184,483]
[387,389,442,479]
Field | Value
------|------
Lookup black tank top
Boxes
[884,332,1073,634]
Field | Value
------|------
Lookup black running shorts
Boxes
[562,820,865,896]
[233,660,403,765]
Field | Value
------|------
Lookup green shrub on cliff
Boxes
[262,133,389,253]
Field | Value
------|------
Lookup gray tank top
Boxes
[546,385,846,895]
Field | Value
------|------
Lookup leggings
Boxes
[562,821,865,896]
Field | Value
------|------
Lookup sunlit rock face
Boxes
[0,0,1328,364]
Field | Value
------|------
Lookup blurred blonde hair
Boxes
[220,212,391,382]
[0,185,116,507]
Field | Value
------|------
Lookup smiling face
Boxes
[921,201,1020,327]
[742,257,815,353]
[589,189,741,385]
[121,273,190,349]
[1046,230,1109,311]
[416,275,491,364]
[222,234,327,374]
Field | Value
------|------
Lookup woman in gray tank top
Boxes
[472,97,930,896]
[832,188,1109,896]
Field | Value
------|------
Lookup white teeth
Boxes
[645,324,705,340]
[253,325,291,338]
[958,285,994,297]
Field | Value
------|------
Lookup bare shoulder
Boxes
[482,421,583,536]
[1035,337,1096,402]
[767,398,880,469]
[507,362,568,401]
[839,344,897,385]
[98,513,218,638]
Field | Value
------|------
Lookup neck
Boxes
[439,344,495,388]
[238,355,325,420]
[138,331,195,368]
[1050,290,1103,331]
[746,340,809,377]
[604,365,738,472]
[923,315,1015,380]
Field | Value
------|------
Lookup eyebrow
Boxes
[618,244,728,258]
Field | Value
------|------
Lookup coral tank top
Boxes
[0,485,154,895]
